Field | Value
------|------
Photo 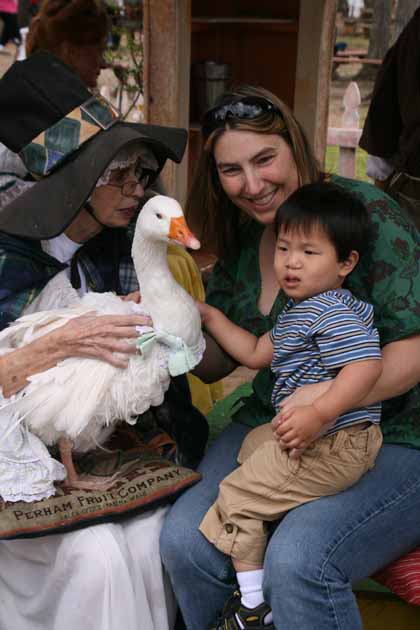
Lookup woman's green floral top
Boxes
[206,175,420,449]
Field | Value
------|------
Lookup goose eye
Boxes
[156,213,163,219]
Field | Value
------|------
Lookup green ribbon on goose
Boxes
[136,330,205,377]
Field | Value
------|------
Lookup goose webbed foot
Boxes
[58,437,120,490]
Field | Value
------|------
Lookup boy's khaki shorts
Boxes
[200,422,382,565]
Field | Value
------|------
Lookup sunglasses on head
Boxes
[201,96,282,138]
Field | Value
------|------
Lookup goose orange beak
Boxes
[169,216,201,250]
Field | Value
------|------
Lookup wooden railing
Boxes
[332,48,382,68]
[327,81,363,179]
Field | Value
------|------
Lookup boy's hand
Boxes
[271,412,303,458]
[195,300,218,327]
[274,404,329,451]
[195,300,210,323]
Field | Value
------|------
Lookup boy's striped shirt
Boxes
[270,290,382,434]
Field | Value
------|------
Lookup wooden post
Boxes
[294,0,337,164]
[143,0,191,202]
[327,82,362,179]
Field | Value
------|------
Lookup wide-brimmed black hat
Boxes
[0,51,188,239]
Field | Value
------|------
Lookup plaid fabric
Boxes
[0,227,138,331]
[77,227,138,295]
[0,233,65,330]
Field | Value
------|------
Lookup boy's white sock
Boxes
[237,569,265,609]
[236,570,273,626]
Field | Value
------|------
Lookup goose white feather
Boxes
[0,196,204,457]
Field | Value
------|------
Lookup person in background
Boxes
[25,0,108,87]
[359,6,420,230]
[0,0,21,52]
[198,182,383,629]
[160,84,420,630]
[0,0,108,177]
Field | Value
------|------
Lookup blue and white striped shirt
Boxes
[270,290,382,435]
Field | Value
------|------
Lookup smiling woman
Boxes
[213,131,299,227]
[161,84,420,630]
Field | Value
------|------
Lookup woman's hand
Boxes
[276,381,332,418]
[271,381,332,458]
[53,312,152,368]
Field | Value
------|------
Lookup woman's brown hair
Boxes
[26,0,109,55]
[186,85,322,260]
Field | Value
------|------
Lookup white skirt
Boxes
[0,506,176,630]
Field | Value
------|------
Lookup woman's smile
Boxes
[243,188,277,208]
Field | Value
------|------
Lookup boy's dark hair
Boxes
[274,182,371,261]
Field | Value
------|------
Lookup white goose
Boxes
[0,196,204,491]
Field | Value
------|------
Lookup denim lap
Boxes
[264,443,420,629]
[160,423,251,629]
[161,425,420,630]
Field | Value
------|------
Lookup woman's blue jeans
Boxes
[160,422,420,630]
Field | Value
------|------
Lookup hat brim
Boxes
[0,122,187,239]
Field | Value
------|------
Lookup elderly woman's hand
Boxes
[53,312,152,368]
[0,312,153,399]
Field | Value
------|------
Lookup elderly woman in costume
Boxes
[0,51,191,630]
[17,0,220,416]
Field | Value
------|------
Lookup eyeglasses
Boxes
[108,166,158,197]
[201,96,282,138]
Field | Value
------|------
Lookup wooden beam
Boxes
[333,56,382,65]
[294,0,337,164]
[143,0,191,203]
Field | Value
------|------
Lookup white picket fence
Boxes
[327,82,363,178]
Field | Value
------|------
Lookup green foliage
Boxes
[103,12,144,120]
[338,35,369,50]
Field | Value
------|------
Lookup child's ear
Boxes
[339,250,359,279]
